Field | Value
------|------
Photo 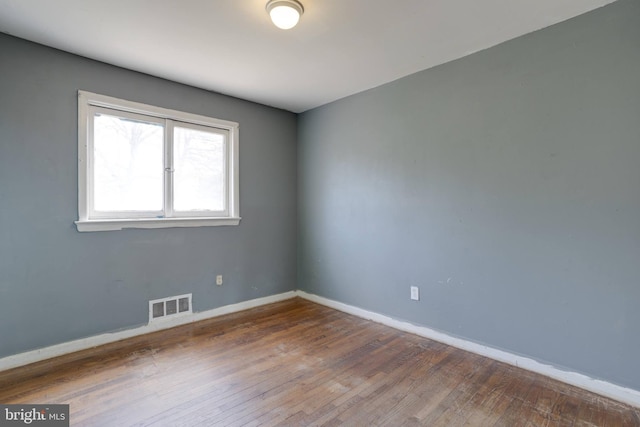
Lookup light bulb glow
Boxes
[266,0,304,30]
[270,6,300,29]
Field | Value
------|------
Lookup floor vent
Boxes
[149,293,192,323]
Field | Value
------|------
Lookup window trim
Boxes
[75,91,240,232]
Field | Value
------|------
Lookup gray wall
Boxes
[298,0,640,390]
[0,34,297,358]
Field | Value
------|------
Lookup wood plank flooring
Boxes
[0,298,638,426]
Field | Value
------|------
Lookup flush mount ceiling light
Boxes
[266,0,304,30]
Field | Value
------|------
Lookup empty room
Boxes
[0,0,639,425]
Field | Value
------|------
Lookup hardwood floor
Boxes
[0,298,638,426]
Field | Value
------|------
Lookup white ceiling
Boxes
[0,0,616,113]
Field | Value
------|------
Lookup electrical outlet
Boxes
[410,286,419,301]
[216,275,223,286]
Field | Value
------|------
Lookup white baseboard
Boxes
[0,291,297,373]
[296,290,640,409]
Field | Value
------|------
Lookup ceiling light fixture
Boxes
[266,0,304,30]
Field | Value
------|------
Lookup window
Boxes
[76,91,240,232]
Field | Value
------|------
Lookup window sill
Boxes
[75,217,241,232]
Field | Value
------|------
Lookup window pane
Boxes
[93,113,163,211]
[173,126,225,212]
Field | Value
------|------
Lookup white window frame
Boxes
[75,91,240,232]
